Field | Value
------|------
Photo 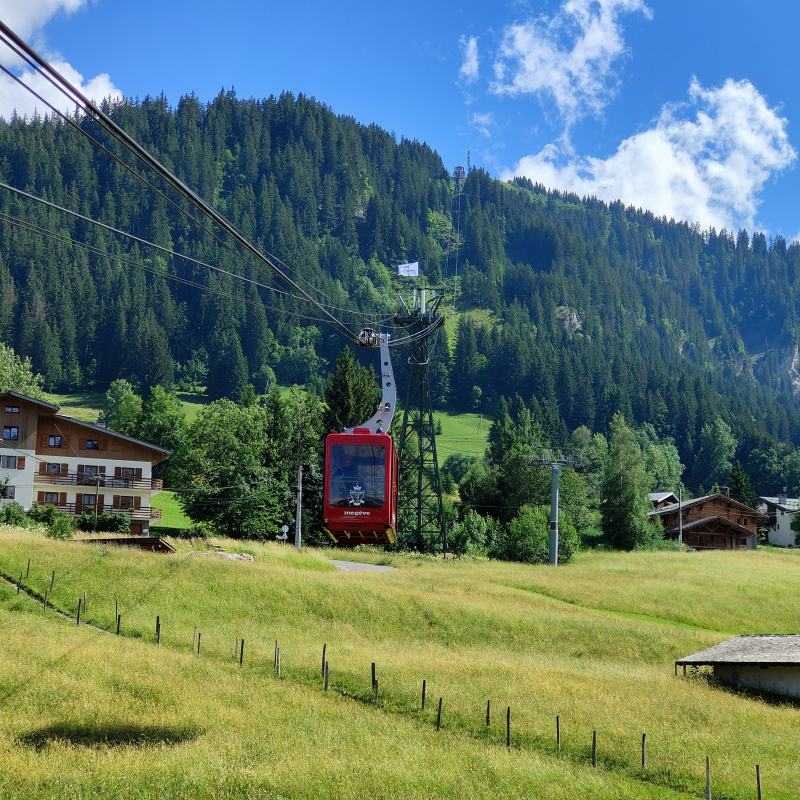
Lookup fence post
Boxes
[557,715,560,750]
[421,679,426,710]
[436,698,442,731]
[592,730,597,767]
[506,707,511,749]
[486,699,490,726]
[706,756,711,800]
[642,733,646,769]
[756,765,762,800]
[322,643,326,677]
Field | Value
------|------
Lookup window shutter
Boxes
[98,494,105,511]
[113,495,121,509]
[58,492,67,506]
[99,466,106,475]
[17,456,25,470]
[114,467,121,478]
[39,462,46,475]
[39,433,48,448]
[134,496,141,510]
[135,468,142,480]
[77,465,84,479]
[61,436,69,448]
[100,439,107,451]
[37,491,45,504]
[75,493,83,513]
[61,463,68,476]
[79,438,86,450]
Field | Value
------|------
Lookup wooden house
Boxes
[649,493,765,550]
[0,391,170,535]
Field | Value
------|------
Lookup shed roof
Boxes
[760,496,800,512]
[649,491,678,503]
[650,493,765,520]
[676,635,800,667]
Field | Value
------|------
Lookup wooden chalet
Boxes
[649,493,766,550]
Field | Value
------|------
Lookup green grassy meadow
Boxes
[0,528,798,799]
[149,491,192,535]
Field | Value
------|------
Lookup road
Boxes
[328,560,397,573]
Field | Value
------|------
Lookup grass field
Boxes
[149,491,192,535]
[0,529,798,799]
[44,390,106,423]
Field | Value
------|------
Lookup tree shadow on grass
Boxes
[18,722,202,749]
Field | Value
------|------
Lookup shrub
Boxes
[450,509,491,556]
[74,511,130,534]
[0,501,27,527]
[46,512,75,540]
[29,502,58,525]
[494,505,579,565]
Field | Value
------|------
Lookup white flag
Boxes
[398,261,419,277]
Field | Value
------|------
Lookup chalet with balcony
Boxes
[0,391,170,535]
[649,493,766,550]
[649,491,679,509]
[759,494,800,547]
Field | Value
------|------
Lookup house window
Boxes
[46,463,61,475]
[0,455,17,469]
[83,465,99,477]
[739,538,747,546]
[119,496,134,509]
[120,467,135,479]
[0,486,15,499]
[85,440,99,450]
[43,492,59,504]
[4,406,19,413]
[3,427,18,440]
[83,494,96,508]
[48,435,61,448]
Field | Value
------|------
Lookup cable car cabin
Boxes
[324,430,398,545]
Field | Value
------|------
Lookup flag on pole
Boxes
[397,261,419,277]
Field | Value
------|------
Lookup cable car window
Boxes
[329,444,386,508]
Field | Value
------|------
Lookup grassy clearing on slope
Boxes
[44,390,105,422]
[0,527,798,798]
[433,410,489,460]
[149,491,192,534]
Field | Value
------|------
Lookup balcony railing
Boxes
[34,472,163,490]
[40,502,162,521]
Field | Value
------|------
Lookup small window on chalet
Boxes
[4,406,19,413]
[4,426,18,440]
[43,492,59,504]
[739,538,747,546]
[48,435,61,448]
[83,465,99,477]
[83,494,96,508]
[1,455,17,469]
[46,463,61,475]
[85,440,100,450]
[0,486,15,499]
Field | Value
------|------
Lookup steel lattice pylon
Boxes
[396,291,446,554]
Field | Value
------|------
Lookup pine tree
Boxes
[600,413,657,550]
[728,460,758,509]
[322,347,381,434]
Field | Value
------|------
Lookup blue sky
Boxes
[2,0,800,239]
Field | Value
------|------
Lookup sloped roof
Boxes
[57,415,171,456]
[649,491,678,503]
[0,391,58,412]
[650,493,764,519]
[677,635,800,666]
[662,516,758,536]
[760,496,800,513]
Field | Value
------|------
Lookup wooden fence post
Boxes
[117,615,121,635]
[371,662,376,689]
[436,698,442,731]
[197,631,201,653]
[592,730,597,767]
[50,570,55,592]
[557,716,560,750]
[26,558,30,578]
[642,733,646,769]
[506,707,511,749]
[486,699,490,726]
[756,765,762,800]
[240,639,244,666]
[706,756,711,800]
[324,662,329,691]
[374,680,378,708]
[76,598,81,625]
[322,643,326,677]
[421,679,426,710]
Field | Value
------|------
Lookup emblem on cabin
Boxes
[349,484,366,506]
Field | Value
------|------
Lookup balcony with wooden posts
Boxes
[35,492,162,521]
[33,465,163,490]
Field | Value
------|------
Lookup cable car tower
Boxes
[395,289,446,553]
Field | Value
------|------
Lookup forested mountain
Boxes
[2,89,800,495]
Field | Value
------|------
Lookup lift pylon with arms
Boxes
[395,289,447,554]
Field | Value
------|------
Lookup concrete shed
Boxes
[676,635,800,699]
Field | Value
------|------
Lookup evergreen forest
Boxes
[2,89,800,505]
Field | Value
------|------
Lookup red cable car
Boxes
[323,331,398,545]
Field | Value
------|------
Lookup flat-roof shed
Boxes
[676,635,800,699]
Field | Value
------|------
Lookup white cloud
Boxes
[0,0,121,118]
[469,112,495,137]
[501,78,797,232]
[459,35,480,84]
[492,0,651,128]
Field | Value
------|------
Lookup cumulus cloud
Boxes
[493,0,651,128]
[0,0,121,118]
[459,35,480,84]
[501,78,797,232]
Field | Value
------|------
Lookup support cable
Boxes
[0,21,359,344]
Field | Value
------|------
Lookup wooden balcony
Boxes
[33,472,163,490]
[40,502,162,521]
